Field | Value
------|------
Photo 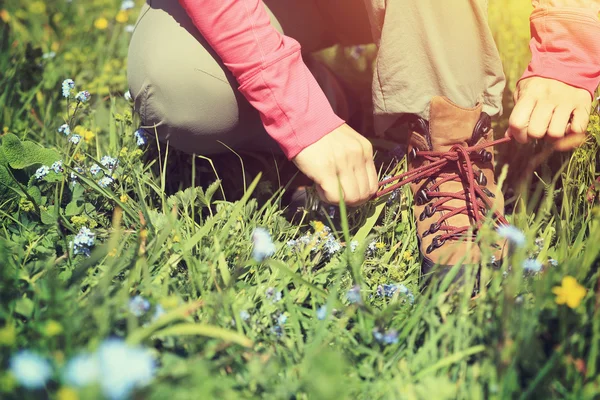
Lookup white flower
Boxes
[9,351,52,389]
[496,225,526,248]
[63,353,99,388]
[251,227,276,262]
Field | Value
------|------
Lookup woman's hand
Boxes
[506,76,592,150]
[292,124,378,207]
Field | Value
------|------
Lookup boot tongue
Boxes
[428,96,482,151]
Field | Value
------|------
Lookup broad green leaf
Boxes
[2,133,60,169]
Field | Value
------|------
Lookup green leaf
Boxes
[41,206,58,225]
[153,323,253,348]
[2,133,60,169]
[14,296,34,318]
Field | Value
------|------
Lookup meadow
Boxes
[0,0,599,399]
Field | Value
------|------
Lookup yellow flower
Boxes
[83,130,95,144]
[375,242,385,250]
[403,251,414,262]
[43,320,63,337]
[73,153,85,162]
[28,1,46,14]
[120,194,129,203]
[115,10,129,23]
[552,276,586,309]
[0,10,10,23]
[71,215,89,227]
[119,147,129,157]
[2,126,8,134]
[108,248,117,257]
[0,324,16,346]
[94,17,109,30]
[140,229,148,239]
[172,234,180,243]
[313,221,325,233]
[57,387,79,400]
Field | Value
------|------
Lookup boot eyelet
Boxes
[432,236,446,249]
[408,147,418,161]
[482,187,495,198]
[415,189,429,205]
[477,171,487,186]
[425,205,437,217]
[426,244,434,254]
[419,211,427,221]
[422,228,430,238]
[429,222,440,234]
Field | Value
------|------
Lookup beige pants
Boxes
[127,0,505,155]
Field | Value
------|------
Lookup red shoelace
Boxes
[376,137,511,245]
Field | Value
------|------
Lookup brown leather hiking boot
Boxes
[377,96,510,281]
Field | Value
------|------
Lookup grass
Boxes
[1,0,600,399]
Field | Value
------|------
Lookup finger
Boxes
[366,158,379,197]
[527,102,555,139]
[316,177,340,205]
[546,106,574,139]
[569,106,590,136]
[338,170,361,206]
[507,96,536,143]
[554,107,590,151]
[352,164,370,204]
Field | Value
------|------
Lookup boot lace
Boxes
[375,137,510,252]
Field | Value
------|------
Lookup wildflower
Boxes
[323,235,342,256]
[372,327,384,343]
[239,310,250,321]
[523,258,542,273]
[9,351,52,389]
[152,305,166,322]
[0,324,16,346]
[383,329,399,345]
[97,339,155,400]
[346,285,361,304]
[125,24,135,33]
[403,251,414,262]
[277,314,287,325]
[100,156,118,170]
[72,226,95,257]
[58,123,71,136]
[548,258,558,268]
[69,134,81,145]
[56,387,78,400]
[316,305,327,320]
[367,240,378,254]
[313,220,325,233]
[61,79,75,98]
[82,129,95,143]
[120,194,129,203]
[43,320,63,337]
[98,176,114,188]
[35,165,50,180]
[265,287,282,303]
[42,52,56,60]
[124,90,132,101]
[375,242,385,250]
[270,325,283,338]
[94,17,109,30]
[121,0,135,10]
[75,91,91,103]
[134,129,147,146]
[552,276,586,309]
[497,225,526,248]
[51,160,63,174]
[70,167,84,185]
[63,353,99,388]
[376,284,398,298]
[251,227,276,262]
[115,10,129,23]
[129,296,151,317]
[90,164,101,175]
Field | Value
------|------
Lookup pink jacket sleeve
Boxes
[178,0,344,159]
[519,1,600,98]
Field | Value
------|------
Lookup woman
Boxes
[128,0,599,275]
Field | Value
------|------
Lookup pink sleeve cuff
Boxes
[518,7,600,98]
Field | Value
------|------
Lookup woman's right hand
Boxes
[292,124,379,207]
